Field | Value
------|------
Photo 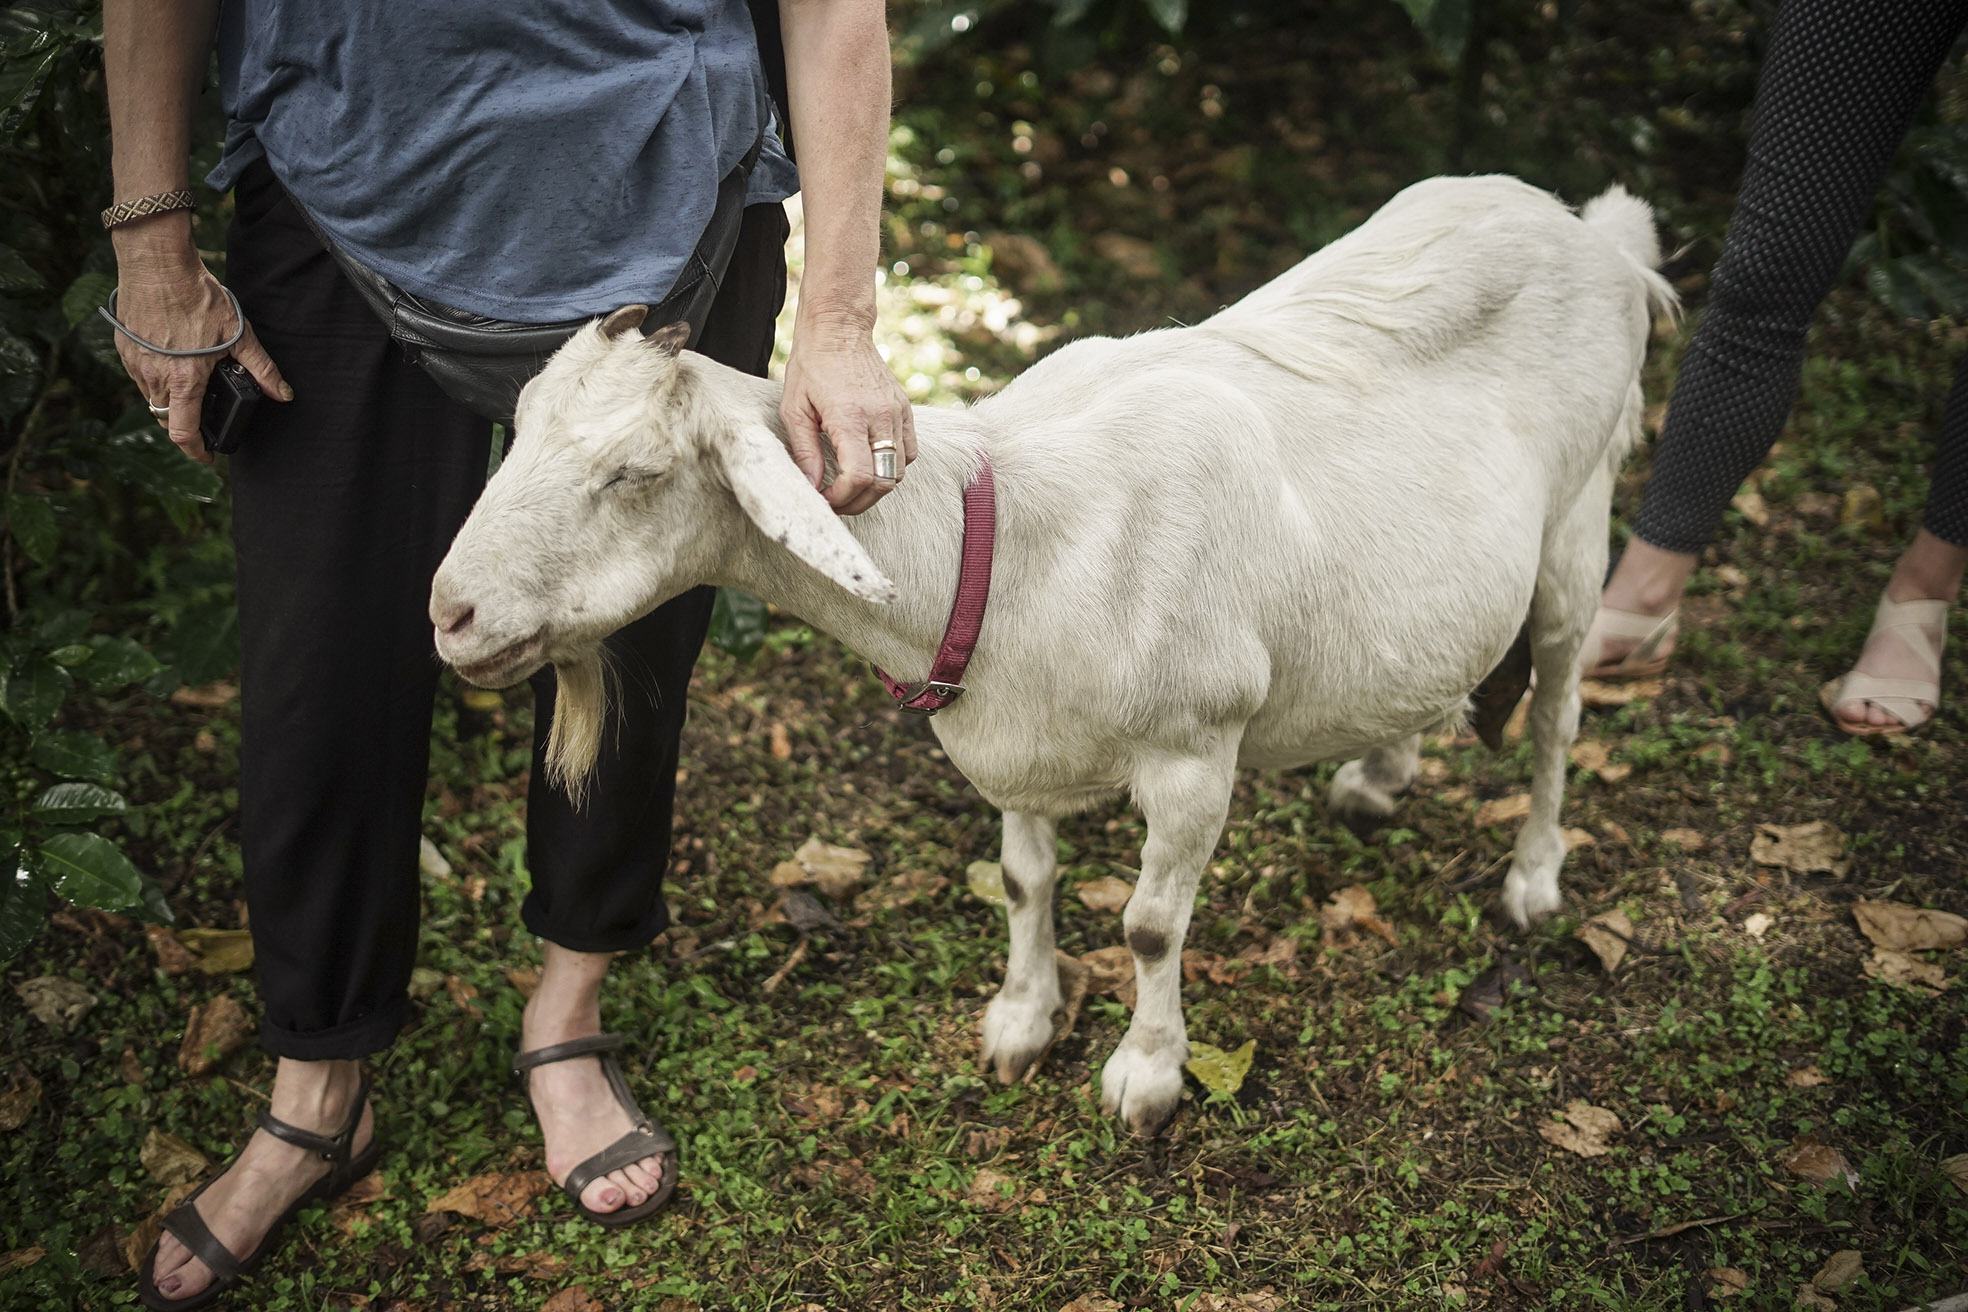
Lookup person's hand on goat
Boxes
[110,229,290,464]
[781,322,915,516]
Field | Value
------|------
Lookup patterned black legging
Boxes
[1634,0,1968,554]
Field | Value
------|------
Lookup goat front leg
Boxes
[1101,748,1236,1136]
[1326,733,1422,837]
[980,811,1063,1083]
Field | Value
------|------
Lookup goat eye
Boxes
[601,466,661,493]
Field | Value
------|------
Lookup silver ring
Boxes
[147,401,170,418]
[873,447,898,481]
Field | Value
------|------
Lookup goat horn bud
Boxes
[598,304,650,338]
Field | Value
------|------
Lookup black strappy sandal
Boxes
[136,1073,381,1311]
[513,1033,678,1229]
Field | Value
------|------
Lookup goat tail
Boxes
[543,648,614,807]
[1580,185,1680,326]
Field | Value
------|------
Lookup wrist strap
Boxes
[97,286,246,358]
[101,189,195,230]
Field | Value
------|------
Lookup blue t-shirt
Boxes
[209,1,800,321]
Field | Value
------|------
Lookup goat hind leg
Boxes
[1101,747,1236,1136]
[1501,509,1603,926]
[1327,733,1423,838]
[980,811,1064,1083]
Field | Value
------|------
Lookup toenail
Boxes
[160,1278,180,1294]
[629,1192,643,1204]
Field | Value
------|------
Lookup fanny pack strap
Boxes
[292,129,765,425]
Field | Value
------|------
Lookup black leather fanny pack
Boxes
[293,131,764,425]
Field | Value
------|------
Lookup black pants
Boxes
[1634,0,1968,554]
[225,159,790,1060]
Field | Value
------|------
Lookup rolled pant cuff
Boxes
[521,902,670,956]
[260,996,408,1062]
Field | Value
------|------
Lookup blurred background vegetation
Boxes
[1,0,1965,949]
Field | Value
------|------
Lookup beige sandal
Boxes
[1579,606,1679,680]
[1819,595,1950,737]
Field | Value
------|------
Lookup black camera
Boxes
[200,359,263,455]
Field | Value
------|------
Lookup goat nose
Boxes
[429,585,475,636]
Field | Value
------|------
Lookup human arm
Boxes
[103,0,288,464]
[776,0,913,514]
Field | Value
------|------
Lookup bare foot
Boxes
[521,946,670,1216]
[146,1060,373,1304]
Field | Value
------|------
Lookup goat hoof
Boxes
[1501,863,1563,928]
[1327,760,1401,839]
[980,994,1061,1085]
[1099,1043,1186,1136]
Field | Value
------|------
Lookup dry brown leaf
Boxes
[1597,762,1634,784]
[1782,1135,1858,1188]
[119,1048,145,1086]
[1475,793,1531,827]
[1794,1290,1836,1312]
[15,976,97,1032]
[1787,1066,1829,1088]
[0,1246,45,1274]
[854,870,947,914]
[791,1158,877,1196]
[1707,1268,1748,1298]
[1813,1250,1863,1291]
[1319,885,1399,947]
[122,1181,198,1273]
[1941,1153,1968,1196]
[1561,827,1597,851]
[1537,1101,1621,1157]
[0,1072,41,1133]
[1570,740,1610,772]
[769,861,808,887]
[1661,828,1707,850]
[1852,900,1968,952]
[1750,822,1849,877]
[1730,486,1770,527]
[140,1129,209,1186]
[445,975,482,1018]
[1743,912,1774,939]
[965,1126,1013,1159]
[178,994,252,1075]
[1189,1295,1288,1312]
[791,835,871,899]
[1416,757,1451,786]
[146,926,198,975]
[177,928,254,975]
[1580,678,1663,707]
[768,722,792,760]
[1080,945,1135,998]
[506,966,541,999]
[540,1287,606,1312]
[170,681,238,709]
[1075,875,1134,913]
[968,1167,1024,1211]
[1576,910,1634,973]
[1862,948,1947,995]
[425,1170,551,1227]
[418,835,451,879]
[1058,1298,1124,1312]
[1841,484,1885,532]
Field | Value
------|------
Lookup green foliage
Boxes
[1852,119,1968,320]
[0,0,217,959]
[709,587,769,661]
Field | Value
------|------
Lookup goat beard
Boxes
[543,649,611,804]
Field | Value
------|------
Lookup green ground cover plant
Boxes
[4,2,1968,1309]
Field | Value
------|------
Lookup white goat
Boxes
[431,176,1673,1135]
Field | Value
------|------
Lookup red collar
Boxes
[876,453,995,715]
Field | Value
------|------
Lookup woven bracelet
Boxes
[97,286,246,358]
[100,190,196,230]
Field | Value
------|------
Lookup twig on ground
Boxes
[763,938,810,992]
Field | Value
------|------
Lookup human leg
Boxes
[518,202,791,1217]
[1592,0,1968,672]
[146,159,492,1301]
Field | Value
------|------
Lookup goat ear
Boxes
[644,321,690,357]
[599,304,649,338]
[720,425,896,604]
